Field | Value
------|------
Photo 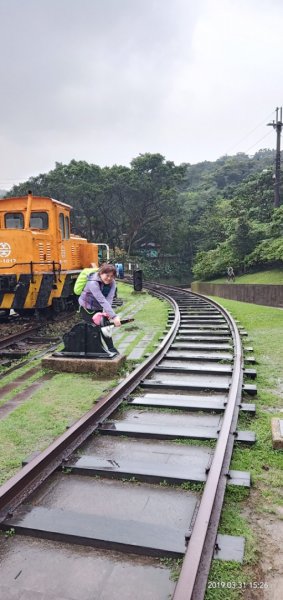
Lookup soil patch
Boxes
[242,488,283,600]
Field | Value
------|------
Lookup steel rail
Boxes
[121,280,245,598]
[0,326,41,350]
[0,289,180,520]
[172,292,243,600]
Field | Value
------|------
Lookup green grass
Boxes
[203,296,283,599]
[208,268,283,284]
[0,373,114,484]
[0,365,45,407]
[116,282,169,357]
[206,487,257,599]
[0,285,168,485]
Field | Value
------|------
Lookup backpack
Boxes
[73,268,98,295]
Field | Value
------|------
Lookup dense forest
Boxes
[4,148,283,282]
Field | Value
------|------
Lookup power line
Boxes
[225,110,275,153]
[244,130,273,153]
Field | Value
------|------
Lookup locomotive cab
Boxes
[0,192,98,314]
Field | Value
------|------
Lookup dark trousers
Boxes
[79,306,96,325]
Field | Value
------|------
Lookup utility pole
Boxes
[267,107,282,208]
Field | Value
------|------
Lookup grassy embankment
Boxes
[208,268,283,285]
[205,297,283,599]
[0,283,168,485]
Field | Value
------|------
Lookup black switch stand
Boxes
[54,322,118,359]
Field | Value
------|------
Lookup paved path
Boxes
[113,298,164,360]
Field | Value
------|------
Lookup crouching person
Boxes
[78,263,121,327]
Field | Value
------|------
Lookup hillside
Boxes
[181,148,275,197]
[208,268,283,285]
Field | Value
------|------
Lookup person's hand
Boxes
[113,316,121,327]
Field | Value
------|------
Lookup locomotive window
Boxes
[30,212,48,229]
[59,213,65,238]
[5,213,24,229]
[65,216,70,239]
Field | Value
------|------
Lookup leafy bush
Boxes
[133,257,189,282]
[244,238,283,268]
[192,242,237,280]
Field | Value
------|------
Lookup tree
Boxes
[122,153,185,255]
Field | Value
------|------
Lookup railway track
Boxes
[0,325,42,350]
[0,285,256,600]
[0,312,77,374]
[0,325,52,371]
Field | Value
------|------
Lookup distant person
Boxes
[78,263,121,327]
[227,266,235,282]
[115,262,124,279]
[115,263,120,278]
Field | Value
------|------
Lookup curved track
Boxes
[0,285,256,600]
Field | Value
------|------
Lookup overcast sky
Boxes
[0,0,282,189]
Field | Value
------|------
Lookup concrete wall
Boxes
[191,282,283,309]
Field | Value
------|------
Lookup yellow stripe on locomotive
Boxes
[0,192,99,314]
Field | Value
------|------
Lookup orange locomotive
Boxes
[0,192,99,315]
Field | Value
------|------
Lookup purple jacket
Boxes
[78,272,117,318]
